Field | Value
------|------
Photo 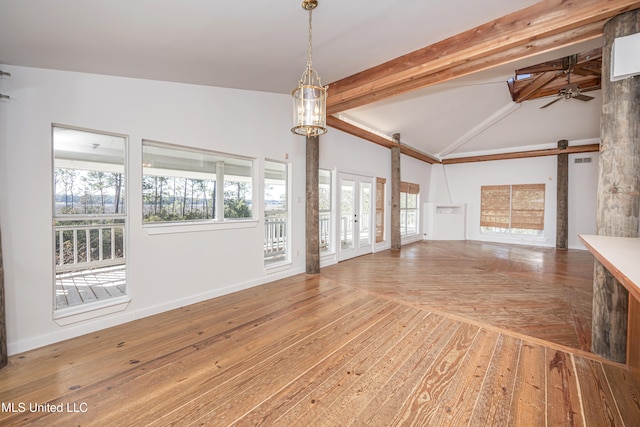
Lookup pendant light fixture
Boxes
[291,0,328,137]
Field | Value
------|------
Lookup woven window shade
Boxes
[400,181,419,194]
[480,185,510,228]
[511,184,545,230]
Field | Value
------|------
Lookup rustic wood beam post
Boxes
[306,135,320,274]
[592,9,640,363]
[556,139,569,250]
[1,226,6,368]
[391,133,401,250]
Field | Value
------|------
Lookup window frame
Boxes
[51,123,130,320]
[141,140,258,234]
[400,181,420,237]
[264,159,290,266]
[319,168,333,253]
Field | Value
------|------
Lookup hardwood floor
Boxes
[321,241,594,351]
[1,241,639,426]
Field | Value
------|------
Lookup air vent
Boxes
[574,157,592,164]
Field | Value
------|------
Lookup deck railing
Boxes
[54,221,126,273]
[264,217,287,258]
[319,213,331,251]
[265,215,333,259]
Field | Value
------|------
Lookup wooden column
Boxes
[556,139,569,250]
[306,135,320,274]
[1,226,6,368]
[592,9,640,363]
[391,133,401,250]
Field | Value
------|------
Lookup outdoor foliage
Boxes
[54,169,125,215]
[142,176,252,222]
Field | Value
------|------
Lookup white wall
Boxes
[428,153,599,249]
[568,152,599,248]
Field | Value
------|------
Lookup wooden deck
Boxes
[55,265,126,309]
[1,241,639,426]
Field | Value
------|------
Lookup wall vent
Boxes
[574,157,592,164]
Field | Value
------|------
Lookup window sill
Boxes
[54,295,131,326]
[265,260,293,274]
[143,219,259,235]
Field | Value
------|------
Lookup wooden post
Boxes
[306,135,320,274]
[556,139,569,250]
[1,226,6,368]
[592,9,640,363]
[391,133,401,250]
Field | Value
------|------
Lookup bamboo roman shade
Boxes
[511,184,545,230]
[480,185,510,228]
[400,181,420,194]
[480,184,545,231]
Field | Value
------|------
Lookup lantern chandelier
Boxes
[291,0,328,137]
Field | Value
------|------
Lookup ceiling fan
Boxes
[540,55,595,109]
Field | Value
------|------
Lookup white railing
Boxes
[265,215,333,258]
[265,217,287,258]
[319,213,331,251]
[340,212,371,248]
[55,222,126,273]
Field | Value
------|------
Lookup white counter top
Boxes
[579,234,640,301]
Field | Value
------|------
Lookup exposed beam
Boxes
[438,102,521,157]
[512,71,562,102]
[327,0,640,114]
[326,116,441,164]
[399,144,441,165]
[326,115,395,149]
[442,143,600,164]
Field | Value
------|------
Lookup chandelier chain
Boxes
[306,8,313,71]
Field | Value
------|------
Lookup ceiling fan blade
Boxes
[574,94,594,102]
[540,97,562,109]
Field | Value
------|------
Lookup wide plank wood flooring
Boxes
[1,241,639,426]
[322,241,594,351]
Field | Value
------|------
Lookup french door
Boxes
[338,173,373,261]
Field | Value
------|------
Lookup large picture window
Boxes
[264,160,288,265]
[319,169,332,252]
[53,125,127,311]
[481,184,545,235]
[142,141,253,224]
[400,181,419,237]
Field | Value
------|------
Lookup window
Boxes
[264,160,288,265]
[481,184,545,235]
[142,141,253,224]
[376,177,386,243]
[53,125,127,311]
[319,169,332,252]
[400,181,419,236]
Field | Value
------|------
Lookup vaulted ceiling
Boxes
[1,0,638,161]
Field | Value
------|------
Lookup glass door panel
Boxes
[340,179,355,251]
[359,181,372,246]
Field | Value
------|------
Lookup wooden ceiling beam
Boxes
[327,19,606,114]
[326,116,442,164]
[442,143,600,164]
[327,0,640,115]
[512,71,561,102]
[326,115,396,149]
[399,144,441,165]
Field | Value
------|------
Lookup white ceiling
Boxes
[0,0,603,159]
